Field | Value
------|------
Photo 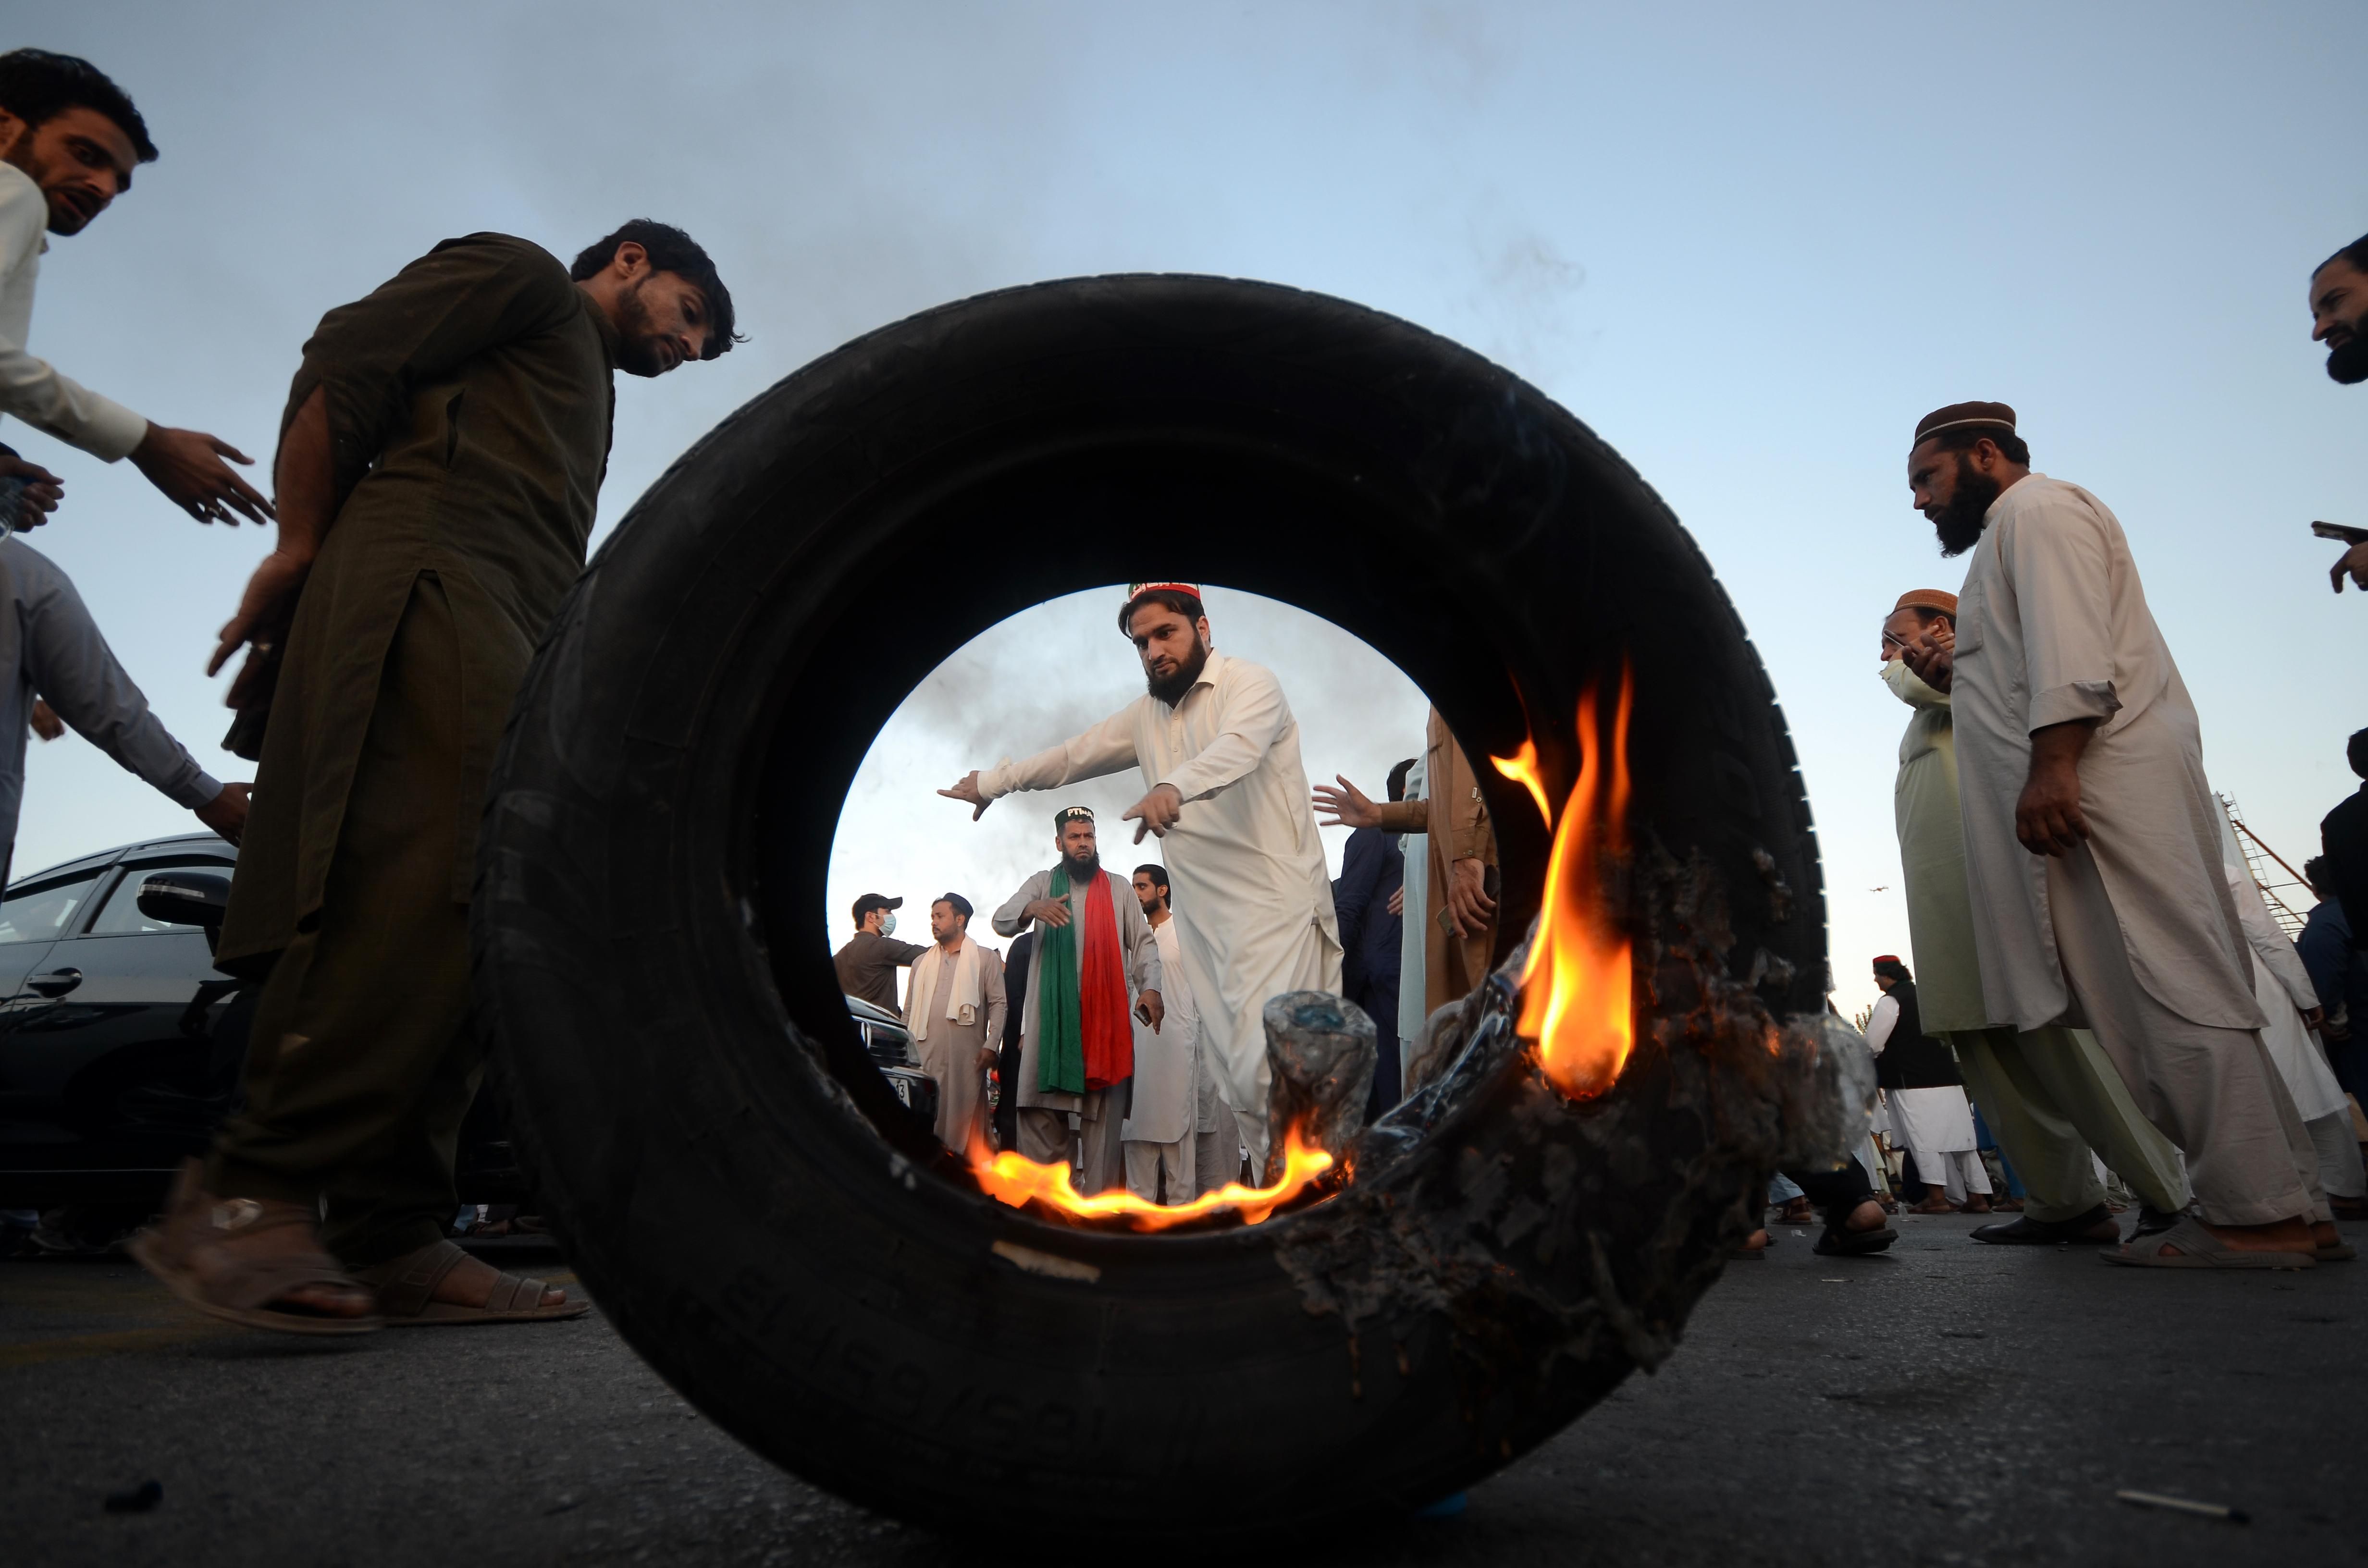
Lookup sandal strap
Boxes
[485,1272,550,1313]
[199,1247,369,1312]
[354,1239,473,1317]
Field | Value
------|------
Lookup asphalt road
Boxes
[3,1215,2360,1568]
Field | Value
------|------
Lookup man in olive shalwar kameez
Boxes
[131,223,736,1334]
[1878,586,2189,1245]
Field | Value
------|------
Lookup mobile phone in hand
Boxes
[2314,520,2368,545]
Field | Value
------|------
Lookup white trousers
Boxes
[1124,1136,1194,1205]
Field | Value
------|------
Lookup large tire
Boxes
[474,275,1826,1541]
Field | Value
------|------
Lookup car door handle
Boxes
[25,968,82,997]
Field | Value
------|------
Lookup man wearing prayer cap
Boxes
[901,892,1007,1155]
[949,585,1340,1177]
[1877,584,2188,1243]
[989,806,1162,1192]
[1899,404,2334,1267]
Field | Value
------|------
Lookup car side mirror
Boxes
[138,871,231,952]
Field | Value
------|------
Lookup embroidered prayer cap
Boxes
[1911,402,2016,450]
[851,892,902,924]
[1121,581,1204,623]
[935,891,974,919]
[1892,588,1958,619]
[1054,805,1096,830]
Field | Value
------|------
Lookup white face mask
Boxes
[1881,656,1948,709]
[878,912,898,937]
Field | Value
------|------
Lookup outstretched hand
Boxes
[937,770,991,821]
[1122,783,1184,843]
[1311,774,1381,830]
[130,425,274,526]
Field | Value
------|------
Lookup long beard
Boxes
[614,279,671,378]
[1063,847,1101,878]
[1932,468,2002,558]
[1146,634,1211,705]
[2329,331,2368,385]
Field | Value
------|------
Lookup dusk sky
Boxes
[11,3,2361,1022]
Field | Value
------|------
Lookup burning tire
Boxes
[474,275,1832,1540]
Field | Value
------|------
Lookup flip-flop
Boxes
[127,1160,382,1337]
[2319,1240,2357,1262]
[2103,1217,2316,1270]
[354,1238,590,1326]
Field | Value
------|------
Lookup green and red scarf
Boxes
[1036,864,1134,1094]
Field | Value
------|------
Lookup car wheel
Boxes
[474,274,1826,1541]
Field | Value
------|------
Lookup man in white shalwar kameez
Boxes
[901,894,1007,1155]
[2214,815,2368,1205]
[1125,864,1200,1202]
[946,584,1341,1176]
[1900,402,2331,1267]
[1880,587,2190,1245]
[1866,957,1992,1211]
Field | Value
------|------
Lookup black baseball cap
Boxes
[852,893,902,926]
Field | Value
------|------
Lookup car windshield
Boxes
[0,872,102,944]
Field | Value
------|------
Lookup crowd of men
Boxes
[0,49,737,1331]
[6,37,2368,1333]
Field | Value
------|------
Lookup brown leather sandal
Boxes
[354,1238,590,1326]
[127,1160,382,1336]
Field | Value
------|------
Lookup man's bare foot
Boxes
[1778,1196,1815,1227]
[1734,1227,1770,1258]
[1906,1194,1955,1214]
[2312,1220,2341,1251]
[1961,1194,1993,1214]
[1842,1199,1888,1233]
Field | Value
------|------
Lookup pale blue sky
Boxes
[10,3,2362,1021]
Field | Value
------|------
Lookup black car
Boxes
[0,833,527,1216]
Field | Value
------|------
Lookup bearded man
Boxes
[902,894,1007,1155]
[1901,402,2333,1269]
[133,221,737,1333]
[0,49,271,527]
[946,584,1338,1175]
[1879,587,2189,1244]
[991,808,1163,1193]
[2309,235,2368,592]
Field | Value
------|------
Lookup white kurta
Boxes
[978,649,1344,1125]
[1865,993,1980,1155]
[1124,918,1200,1145]
[2216,823,2348,1124]
[0,163,148,460]
[1952,475,2263,1033]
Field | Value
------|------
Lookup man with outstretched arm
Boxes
[945,583,1339,1176]
[1900,401,2331,1269]
[991,808,1162,1193]
[0,49,271,526]
[131,220,738,1334]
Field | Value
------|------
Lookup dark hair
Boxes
[1134,864,1171,899]
[1872,956,1912,985]
[2349,728,2368,780]
[568,219,740,358]
[0,49,156,163]
[2304,856,2332,895]
[2318,233,2368,278]
[1386,757,1417,803]
[1926,423,2031,468]
[1120,590,1205,636]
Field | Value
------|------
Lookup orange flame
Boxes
[1489,735,1553,830]
[1495,670,1636,1099]
[965,1124,1334,1232]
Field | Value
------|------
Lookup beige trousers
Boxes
[1123,1135,1194,1205]
[1017,1090,1126,1194]
[1947,1024,2190,1223]
[2048,846,2324,1227]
